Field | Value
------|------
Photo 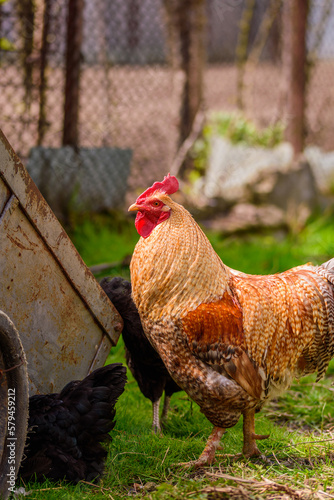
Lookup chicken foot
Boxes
[242,408,269,457]
[178,426,225,468]
[161,395,171,423]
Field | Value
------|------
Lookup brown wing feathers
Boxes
[224,352,263,400]
[182,293,263,400]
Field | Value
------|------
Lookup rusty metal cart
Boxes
[0,130,123,498]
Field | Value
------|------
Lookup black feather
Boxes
[100,277,181,427]
[19,363,127,484]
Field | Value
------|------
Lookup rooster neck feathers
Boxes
[130,195,231,321]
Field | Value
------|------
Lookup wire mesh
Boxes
[0,0,333,209]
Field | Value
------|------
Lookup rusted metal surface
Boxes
[0,311,29,499]
[0,130,123,395]
[0,350,8,465]
[0,177,10,214]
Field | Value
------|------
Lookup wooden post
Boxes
[164,0,206,179]
[17,0,35,111]
[236,0,255,111]
[127,0,139,50]
[37,0,52,146]
[178,0,205,146]
[285,0,309,156]
[62,0,84,147]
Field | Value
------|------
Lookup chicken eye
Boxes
[153,201,160,207]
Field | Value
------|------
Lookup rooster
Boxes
[19,364,127,483]
[100,276,181,433]
[128,174,334,467]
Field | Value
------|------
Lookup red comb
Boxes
[137,174,179,202]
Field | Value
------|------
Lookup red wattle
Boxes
[135,213,155,238]
[135,211,170,238]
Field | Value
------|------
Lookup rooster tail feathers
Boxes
[320,257,334,272]
[318,258,334,287]
[316,258,334,378]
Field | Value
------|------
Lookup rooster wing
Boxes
[181,292,263,401]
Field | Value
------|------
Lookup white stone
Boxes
[204,136,294,202]
[304,146,334,194]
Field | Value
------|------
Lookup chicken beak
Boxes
[128,203,140,212]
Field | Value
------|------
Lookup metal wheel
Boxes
[0,311,29,500]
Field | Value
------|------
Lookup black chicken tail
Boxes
[19,363,127,484]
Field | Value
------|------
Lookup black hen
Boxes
[100,276,182,433]
[19,363,127,483]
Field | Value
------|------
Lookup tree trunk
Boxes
[164,0,206,178]
[16,0,35,111]
[236,0,255,111]
[178,0,206,144]
[127,0,139,51]
[62,0,84,147]
[284,0,309,156]
[37,0,51,145]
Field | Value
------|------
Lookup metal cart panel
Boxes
[0,131,123,395]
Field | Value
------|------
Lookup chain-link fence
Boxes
[0,0,179,200]
[0,0,333,216]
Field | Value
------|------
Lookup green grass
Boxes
[19,210,334,499]
[69,212,137,280]
[70,213,138,267]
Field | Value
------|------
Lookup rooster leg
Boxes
[179,426,225,468]
[161,395,171,423]
[242,409,269,457]
[152,399,162,434]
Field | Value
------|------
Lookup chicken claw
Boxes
[242,409,269,457]
[178,426,225,468]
